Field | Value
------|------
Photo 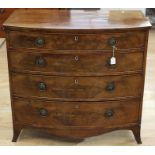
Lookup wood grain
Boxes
[3,9,151,30]
[11,73,143,101]
[13,98,140,129]
[1,9,152,145]
[0,29,155,146]
[8,49,144,76]
[7,31,146,50]
[0,8,15,37]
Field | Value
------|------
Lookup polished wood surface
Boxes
[0,8,15,37]
[3,9,151,144]
[0,9,64,38]
[8,49,143,76]
[14,98,140,129]
[11,73,142,101]
[4,9,151,30]
[0,29,155,146]
[8,30,146,49]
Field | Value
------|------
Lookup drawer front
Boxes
[8,31,145,50]
[9,50,143,76]
[13,98,140,128]
[11,73,143,101]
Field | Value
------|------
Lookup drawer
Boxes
[13,98,140,128]
[8,31,146,50]
[11,73,143,101]
[9,50,143,76]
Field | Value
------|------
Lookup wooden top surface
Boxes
[3,9,151,31]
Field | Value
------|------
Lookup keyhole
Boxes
[74,79,79,85]
[74,36,79,41]
[75,56,79,61]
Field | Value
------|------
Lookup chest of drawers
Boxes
[3,9,151,144]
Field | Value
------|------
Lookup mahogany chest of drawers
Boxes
[3,9,151,144]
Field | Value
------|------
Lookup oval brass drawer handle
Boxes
[105,82,115,91]
[37,82,46,91]
[35,37,45,46]
[35,56,46,67]
[108,37,117,47]
[39,108,48,117]
[104,109,114,118]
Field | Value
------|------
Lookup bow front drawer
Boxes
[11,73,143,101]
[8,31,146,50]
[9,50,143,76]
[14,98,140,128]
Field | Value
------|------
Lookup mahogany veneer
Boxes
[0,9,15,37]
[3,9,151,144]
